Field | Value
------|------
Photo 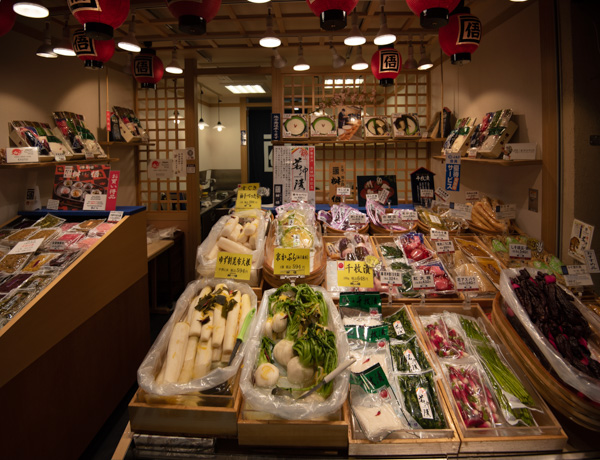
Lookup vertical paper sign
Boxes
[271,113,281,141]
[173,149,187,178]
[273,145,290,206]
[445,151,461,191]
[105,170,120,211]
[569,219,595,263]
[329,162,346,204]
[106,110,112,132]
[291,146,315,205]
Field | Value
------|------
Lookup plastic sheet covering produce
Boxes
[240,284,350,420]
[138,278,258,395]
[500,267,600,403]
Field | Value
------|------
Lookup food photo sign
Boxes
[52,164,111,210]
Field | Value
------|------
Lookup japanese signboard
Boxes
[273,248,310,275]
[337,261,374,288]
[273,145,315,205]
[329,162,346,204]
[215,252,253,280]
[444,151,461,191]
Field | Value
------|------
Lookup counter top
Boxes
[200,192,235,216]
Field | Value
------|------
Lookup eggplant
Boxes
[338,237,352,253]
[354,245,371,261]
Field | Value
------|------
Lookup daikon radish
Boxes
[216,237,253,255]
[213,283,227,293]
[237,232,249,245]
[243,221,258,236]
[206,244,220,261]
[220,216,239,238]
[155,359,168,384]
[229,223,244,242]
[200,310,214,342]
[212,304,226,348]
[221,293,241,359]
[237,294,252,336]
[189,310,204,337]
[192,337,212,379]
[248,234,257,250]
[164,322,190,383]
[187,286,212,324]
[212,346,222,362]
[177,336,199,383]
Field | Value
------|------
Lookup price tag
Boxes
[466,191,480,202]
[420,188,434,199]
[380,270,403,286]
[429,214,442,225]
[339,292,382,313]
[435,187,450,202]
[47,199,60,211]
[430,228,449,241]
[455,276,479,291]
[215,252,252,280]
[404,349,422,373]
[107,211,124,223]
[54,153,66,162]
[337,187,351,196]
[381,214,399,225]
[349,214,367,224]
[83,194,107,211]
[366,193,379,201]
[6,147,39,163]
[435,240,455,254]
[411,273,435,290]
[400,209,418,222]
[236,190,261,210]
[337,261,374,288]
[509,244,532,259]
[377,189,390,204]
[449,202,472,220]
[584,250,600,274]
[9,238,44,255]
[416,387,433,420]
[274,248,310,275]
[495,204,517,220]
[84,151,95,160]
[48,240,68,251]
[291,191,308,202]
[239,183,259,191]
[563,266,593,286]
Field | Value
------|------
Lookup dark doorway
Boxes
[247,107,273,203]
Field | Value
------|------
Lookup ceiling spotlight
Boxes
[417,41,433,70]
[198,87,209,130]
[374,0,396,46]
[118,14,141,53]
[259,8,280,48]
[273,48,287,69]
[344,10,365,47]
[247,0,270,3]
[293,43,310,71]
[53,17,76,57]
[329,40,346,69]
[351,46,368,71]
[165,47,184,74]
[404,36,418,69]
[213,98,225,132]
[36,21,57,58]
[13,1,49,18]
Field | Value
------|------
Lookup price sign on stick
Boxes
[215,252,252,280]
[509,244,532,259]
[400,209,418,222]
[455,276,479,292]
[337,261,374,288]
[435,240,455,254]
[411,274,435,290]
[430,228,449,241]
[380,270,403,286]
[336,187,351,196]
[274,248,309,276]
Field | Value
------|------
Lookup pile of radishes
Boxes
[416,262,454,292]
[448,365,499,428]
[397,233,431,263]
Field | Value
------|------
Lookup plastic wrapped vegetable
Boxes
[390,337,431,373]
[317,204,368,232]
[422,315,468,359]
[366,198,411,232]
[398,372,447,429]
[395,233,433,264]
[383,307,415,341]
[414,261,455,294]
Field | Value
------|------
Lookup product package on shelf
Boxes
[336,106,363,141]
[469,109,517,159]
[7,120,77,163]
[416,204,469,235]
[366,199,415,234]
[310,113,337,139]
[391,113,421,139]
[317,204,369,234]
[364,116,392,139]
[52,111,106,158]
[112,106,149,143]
[442,117,477,156]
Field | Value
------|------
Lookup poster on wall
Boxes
[356,175,397,207]
[52,164,111,210]
[410,167,435,208]
[569,219,595,263]
[328,162,346,204]
[273,145,315,206]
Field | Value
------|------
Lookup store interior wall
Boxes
[429,2,543,239]
[0,30,136,224]
[197,99,241,173]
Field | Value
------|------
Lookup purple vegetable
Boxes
[338,237,351,253]
[355,245,370,261]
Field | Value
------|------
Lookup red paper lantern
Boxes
[0,0,16,37]
[405,0,461,29]
[68,0,130,40]
[438,6,482,65]
[133,45,165,90]
[166,0,221,35]
[72,29,115,69]
[371,46,402,87]
[306,0,359,31]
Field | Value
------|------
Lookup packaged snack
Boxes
[0,273,32,293]
[32,214,65,229]
[0,253,32,275]
[21,253,59,272]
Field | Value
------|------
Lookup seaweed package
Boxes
[350,363,411,441]
[383,306,415,341]
[397,372,447,430]
[390,336,432,373]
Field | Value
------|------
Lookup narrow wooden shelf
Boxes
[433,156,542,166]
[99,141,153,146]
[272,138,446,145]
[0,157,118,169]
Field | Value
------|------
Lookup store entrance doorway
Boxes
[247,106,273,204]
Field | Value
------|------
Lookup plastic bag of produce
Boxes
[317,204,369,232]
[137,279,258,395]
[390,336,432,373]
[397,372,447,430]
[500,267,600,403]
[383,306,416,340]
[395,233,434,264]
[419,313,468,359]
[240,284,350,420]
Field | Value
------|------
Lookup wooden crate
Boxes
[409,303,568,454]
[237,400,349,448]
[128,378,241,438]
[251,274,264,301]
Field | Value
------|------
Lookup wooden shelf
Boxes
[99,141,153,147]
[0,157,118,169]
[433,156,542,166]
[272,138,445,145]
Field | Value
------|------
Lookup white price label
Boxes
[83,194,107,211]
[380,270,403,286]
[107,211,124,223]
[9,238,44,255]
[429,214,442,225]
[495,204,517,220]
[404,349,422,373]
[435,240,455,254]
[400,209,418,222]
[466,191,480,202]
[430,228,449,241]
[47,199,60,211]
[449,202,472,220]
[455,276,479,291]
[366,193,379,201]
[416,387,433,420]
[291,191,308,202]
[509,244,532,259]
[435,187,450,202]
[564,273,594,287]
[378,189,391,204]
[6,147,39,163]
[393,320,405,336]
[565,264,588,275]
[411,273,435,290]
[348,214,367,224]
[445,151,462,165]
[54,153,66,162]
[420,188,434,199]
[48,240,68,251]
[584,250,600,274]
[337,187,351,196]
[381,214,399,225]
[84,151,95,160]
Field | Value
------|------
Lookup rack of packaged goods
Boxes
[433,156,542,166]
[0,158,118,169]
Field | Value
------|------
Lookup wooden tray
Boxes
[251,275,264,301]
[370,220,417,235]
[321,221,369,235]
[492,294,600,431]
[410,303,568,453]
[237,400,349,448]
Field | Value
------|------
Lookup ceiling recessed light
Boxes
[225,85,266,94]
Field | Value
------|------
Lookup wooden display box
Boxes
[409,303,568,454]
[251,275,264,301]
[237,400,349,448]
[128,377,241,438]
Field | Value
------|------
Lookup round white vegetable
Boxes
[286,356,315,385]
[254,363,279,388]
[273,339,295,367]
[272,312,288,333]
[263,317,274,340]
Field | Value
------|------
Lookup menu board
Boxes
[52,164,111,210]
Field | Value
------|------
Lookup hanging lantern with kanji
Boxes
[72,28,115,69]
[306,0,359,31]
[0,0,16,37]
[133,44,165,90]
[68,0,129,40]
[405,0,461,29]
[166,0,221,35]
[438,6,482,65]
[371,46,402,87]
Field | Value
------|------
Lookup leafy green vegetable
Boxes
[383,308,415,340]
[380,243,405,259]
[390,337,431,373]
[398,373,446,429]
[459,316,489,343]
[258,337,275,366]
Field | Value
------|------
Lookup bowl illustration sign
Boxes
[284,116,306,136]
[312,116,335,134]
[366,118,389,136]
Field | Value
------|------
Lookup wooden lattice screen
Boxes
[281,71,434,203]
